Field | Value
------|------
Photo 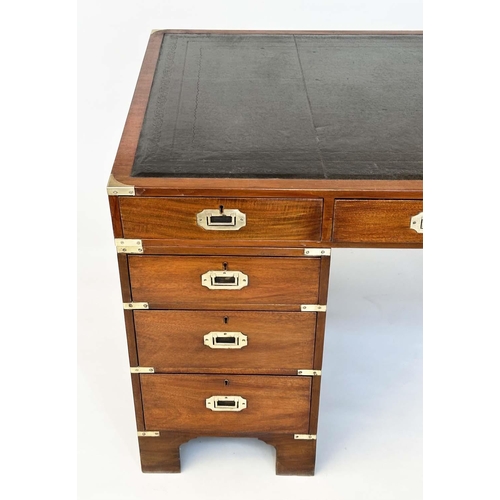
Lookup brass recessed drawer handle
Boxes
[410,212,423,233]
[206,396,247,411]
[201,270,249,290]
[204,331,248,349]
[197,208,246,230]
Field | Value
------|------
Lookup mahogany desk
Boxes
[108,30,423,476]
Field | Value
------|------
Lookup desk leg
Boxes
[138,433,189,473]
[260,435,316,476]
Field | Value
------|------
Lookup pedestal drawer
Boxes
[332,199,423,245]
[135,310,317,374]
[128,255,321,309]
[120,197,323,241]
[141,374,311,434]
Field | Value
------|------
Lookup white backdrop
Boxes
[78,2,423,499]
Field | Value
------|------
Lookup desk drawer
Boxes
[141,374,311,434]
[128,256,321,309]
[135,310,317,374]
[333,200,423,245]
[119,197,323,241]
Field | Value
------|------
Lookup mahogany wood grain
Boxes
[128,255,321,308]
[108,196,123,238]
[119,197,323,241]
[309,256,330,435]
[138,431,188,473]
[333,199,423,245]
[117,254,131,302]
[134,239,422,252]
[260,434,316,475]
[138,431,316,475]
[317,255,331,306]
[322,196,335,242]
[134,310,316,374]
[119,180,423,196]
[117,255,137,364]
[141,374,311,434]
[139,243,329,255]
[143,303,313,313]
[309,317,326,435]
[124,311,138,367]
[312,314,327,371]
[131,374,145,431]
[308,377,322,437]
[116,254,145,430]
[118,255,142,378]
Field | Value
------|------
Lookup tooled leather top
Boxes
[132,34,422,180]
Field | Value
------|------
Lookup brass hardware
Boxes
[123,302,149,310]
[294,434,317,440]
[115,239,143,254]
[201,270,249,290]
[206,395,247,412]
[197,209,246,231]
[301,305,327,312]
[303,249,331,256]
[137,431,160,437]
[204,331,248,349]
[107,175,135,196]
[150,29,162,34]
[130,367,155,374]
[410,212,423,234]
[297,369,322,376]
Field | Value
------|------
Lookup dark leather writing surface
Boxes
[132,34,422,179]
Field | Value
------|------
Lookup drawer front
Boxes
[141,374,311,434]
[128,256,321,308]
[333,200,423,244]
[119,197,323,241]
[135,311,317,373]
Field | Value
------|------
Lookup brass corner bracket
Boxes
[300,305,327,312]
[107,175,135,196]
[303,248,331,256]
[297,369,322,376]
[115,239,143,254]
[130,367,155,374]
[137,431,160,437]
[123,302,149,310]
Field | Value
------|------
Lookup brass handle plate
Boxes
[197,209,246,230]
[201,270,249,290]
[206,396,247,412]
[410,212,423,233]
[204,331,248,349]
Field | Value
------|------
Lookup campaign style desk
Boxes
[108,30,423,476]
